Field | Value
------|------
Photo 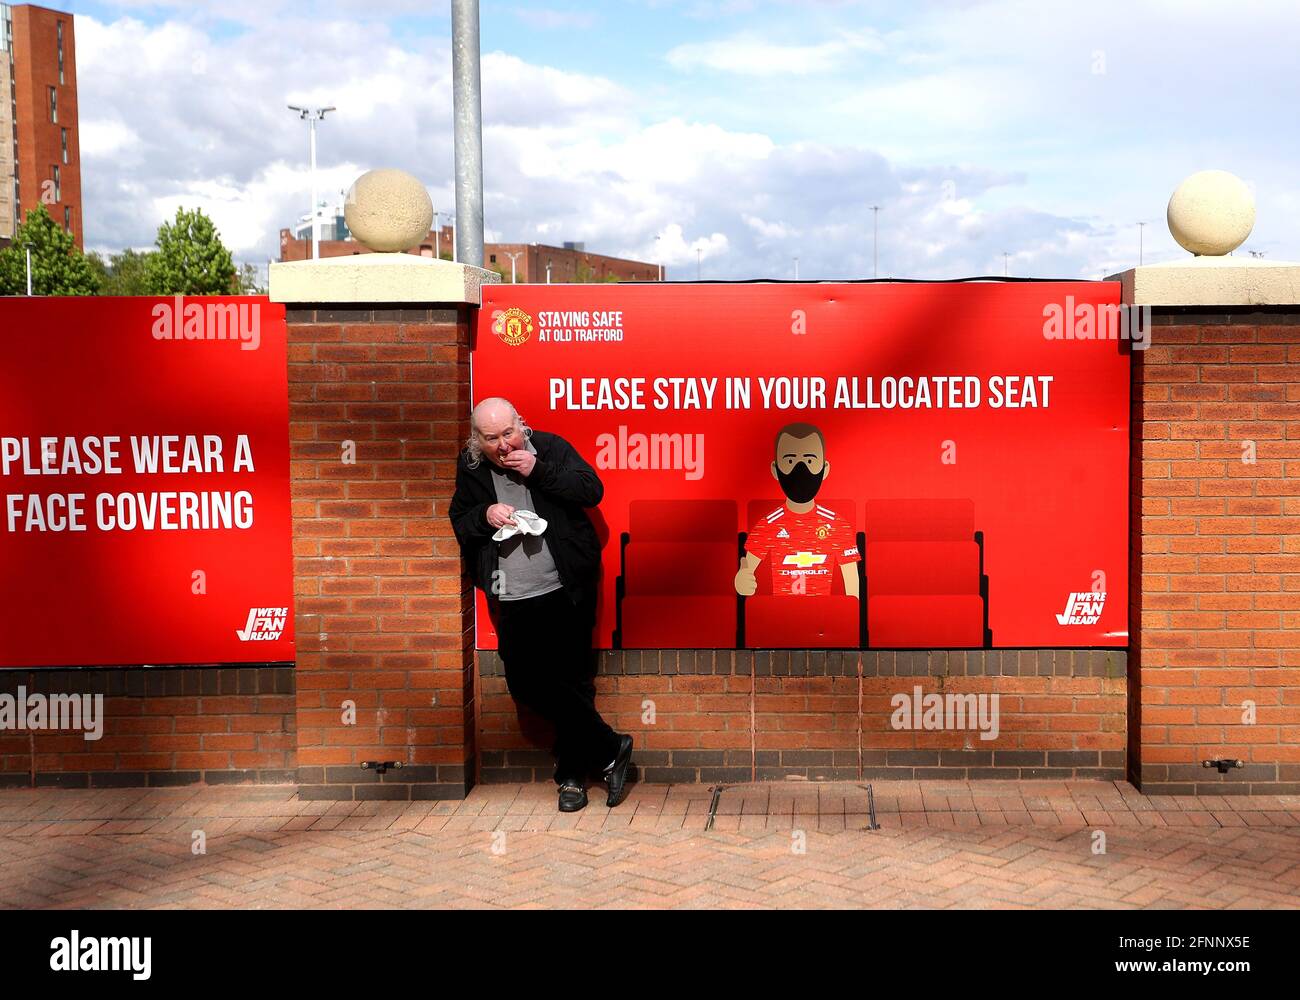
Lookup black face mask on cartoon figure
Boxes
[776,462,825,504]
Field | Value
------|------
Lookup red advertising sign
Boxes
[0,296,293,667]
[472,282,1131,650]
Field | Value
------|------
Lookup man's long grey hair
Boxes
[464,401,533,470]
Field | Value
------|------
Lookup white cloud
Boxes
[78,120,140,159]
[512,7,598,30]
[666,29,883,74]
[743,214,792,240]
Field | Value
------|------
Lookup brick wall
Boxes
[1131,308,1300,794]
[478,649,1126,784]
[0,665,294,788]
[285,304,476,800]
[7,300,1298,798]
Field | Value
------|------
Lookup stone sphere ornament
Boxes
[1166,170,1255,256]
[343,169,435,253]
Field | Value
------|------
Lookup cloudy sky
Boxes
[61,0,1300,279]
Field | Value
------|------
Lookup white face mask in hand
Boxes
[492,509,548,542]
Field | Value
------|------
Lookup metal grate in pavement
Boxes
[708,781,881,830]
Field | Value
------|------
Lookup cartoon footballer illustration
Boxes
[735,422,861,598]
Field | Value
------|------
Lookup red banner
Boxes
[473,282,1131,650]
[0,296,294,667]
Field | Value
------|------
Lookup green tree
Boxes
[88,248,154,295]
[143,206,237,295]
[234,262,266,295]
[0,205,99,295]
[86,250,109,288]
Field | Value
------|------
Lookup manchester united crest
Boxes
[492,307,533,347]
[815,523,832,540]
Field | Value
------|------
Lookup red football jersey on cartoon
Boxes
[744,503,860,596]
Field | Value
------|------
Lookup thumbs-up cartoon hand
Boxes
[734,559,757,596]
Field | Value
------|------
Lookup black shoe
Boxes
[558,780,587,813]
[601,734,634,807]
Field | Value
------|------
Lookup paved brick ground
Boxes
[1,781,1298,909]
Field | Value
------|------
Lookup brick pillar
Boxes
[1121,257,1300,794]
[271,257,497,800]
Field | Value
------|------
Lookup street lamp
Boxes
[654,234,664,281]
[24,242,34,296]
[696,246,702,280]
[504,250,524,283]
[793,256,799,280]
[869,205,880,278]
[1003,251,1010,277]
[546,258,552,284]
[1137,221,1146,266]
[287,104,336,260]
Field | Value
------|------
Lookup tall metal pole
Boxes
[696,247,702,280]
[452,0,484,269]
[870,205,880,278]
[25,245,33,295]
[433,211,440,258]
[793,256,799,280]
[308,117,319,260]
[288,105,334,260]
[1003,252,1010,276]
[1138,221,1146,266]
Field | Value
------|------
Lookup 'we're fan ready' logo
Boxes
[237,607,289,641]
[1056,592,1106,626]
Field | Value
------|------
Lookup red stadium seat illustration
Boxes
[613,499,739,648]
[740,498,864,649]
[744,595,861,648]
[862,499,992,648]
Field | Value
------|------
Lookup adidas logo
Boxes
[776,527,790,538]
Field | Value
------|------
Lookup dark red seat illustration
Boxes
[862,498,992,648]
[613,499,738,648]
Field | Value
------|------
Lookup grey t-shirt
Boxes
[488,438,564,601]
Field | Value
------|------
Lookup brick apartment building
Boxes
[0,3,82,248]
[279,221,660,283]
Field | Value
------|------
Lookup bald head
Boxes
[471,397,527,468]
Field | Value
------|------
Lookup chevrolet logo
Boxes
[782,551,827,568]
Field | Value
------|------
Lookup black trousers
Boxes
[495,588,619,784]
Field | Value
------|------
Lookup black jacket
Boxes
[448,430,604,606]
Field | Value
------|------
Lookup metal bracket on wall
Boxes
[360,760,403,775]
[1201,758,1244,775]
